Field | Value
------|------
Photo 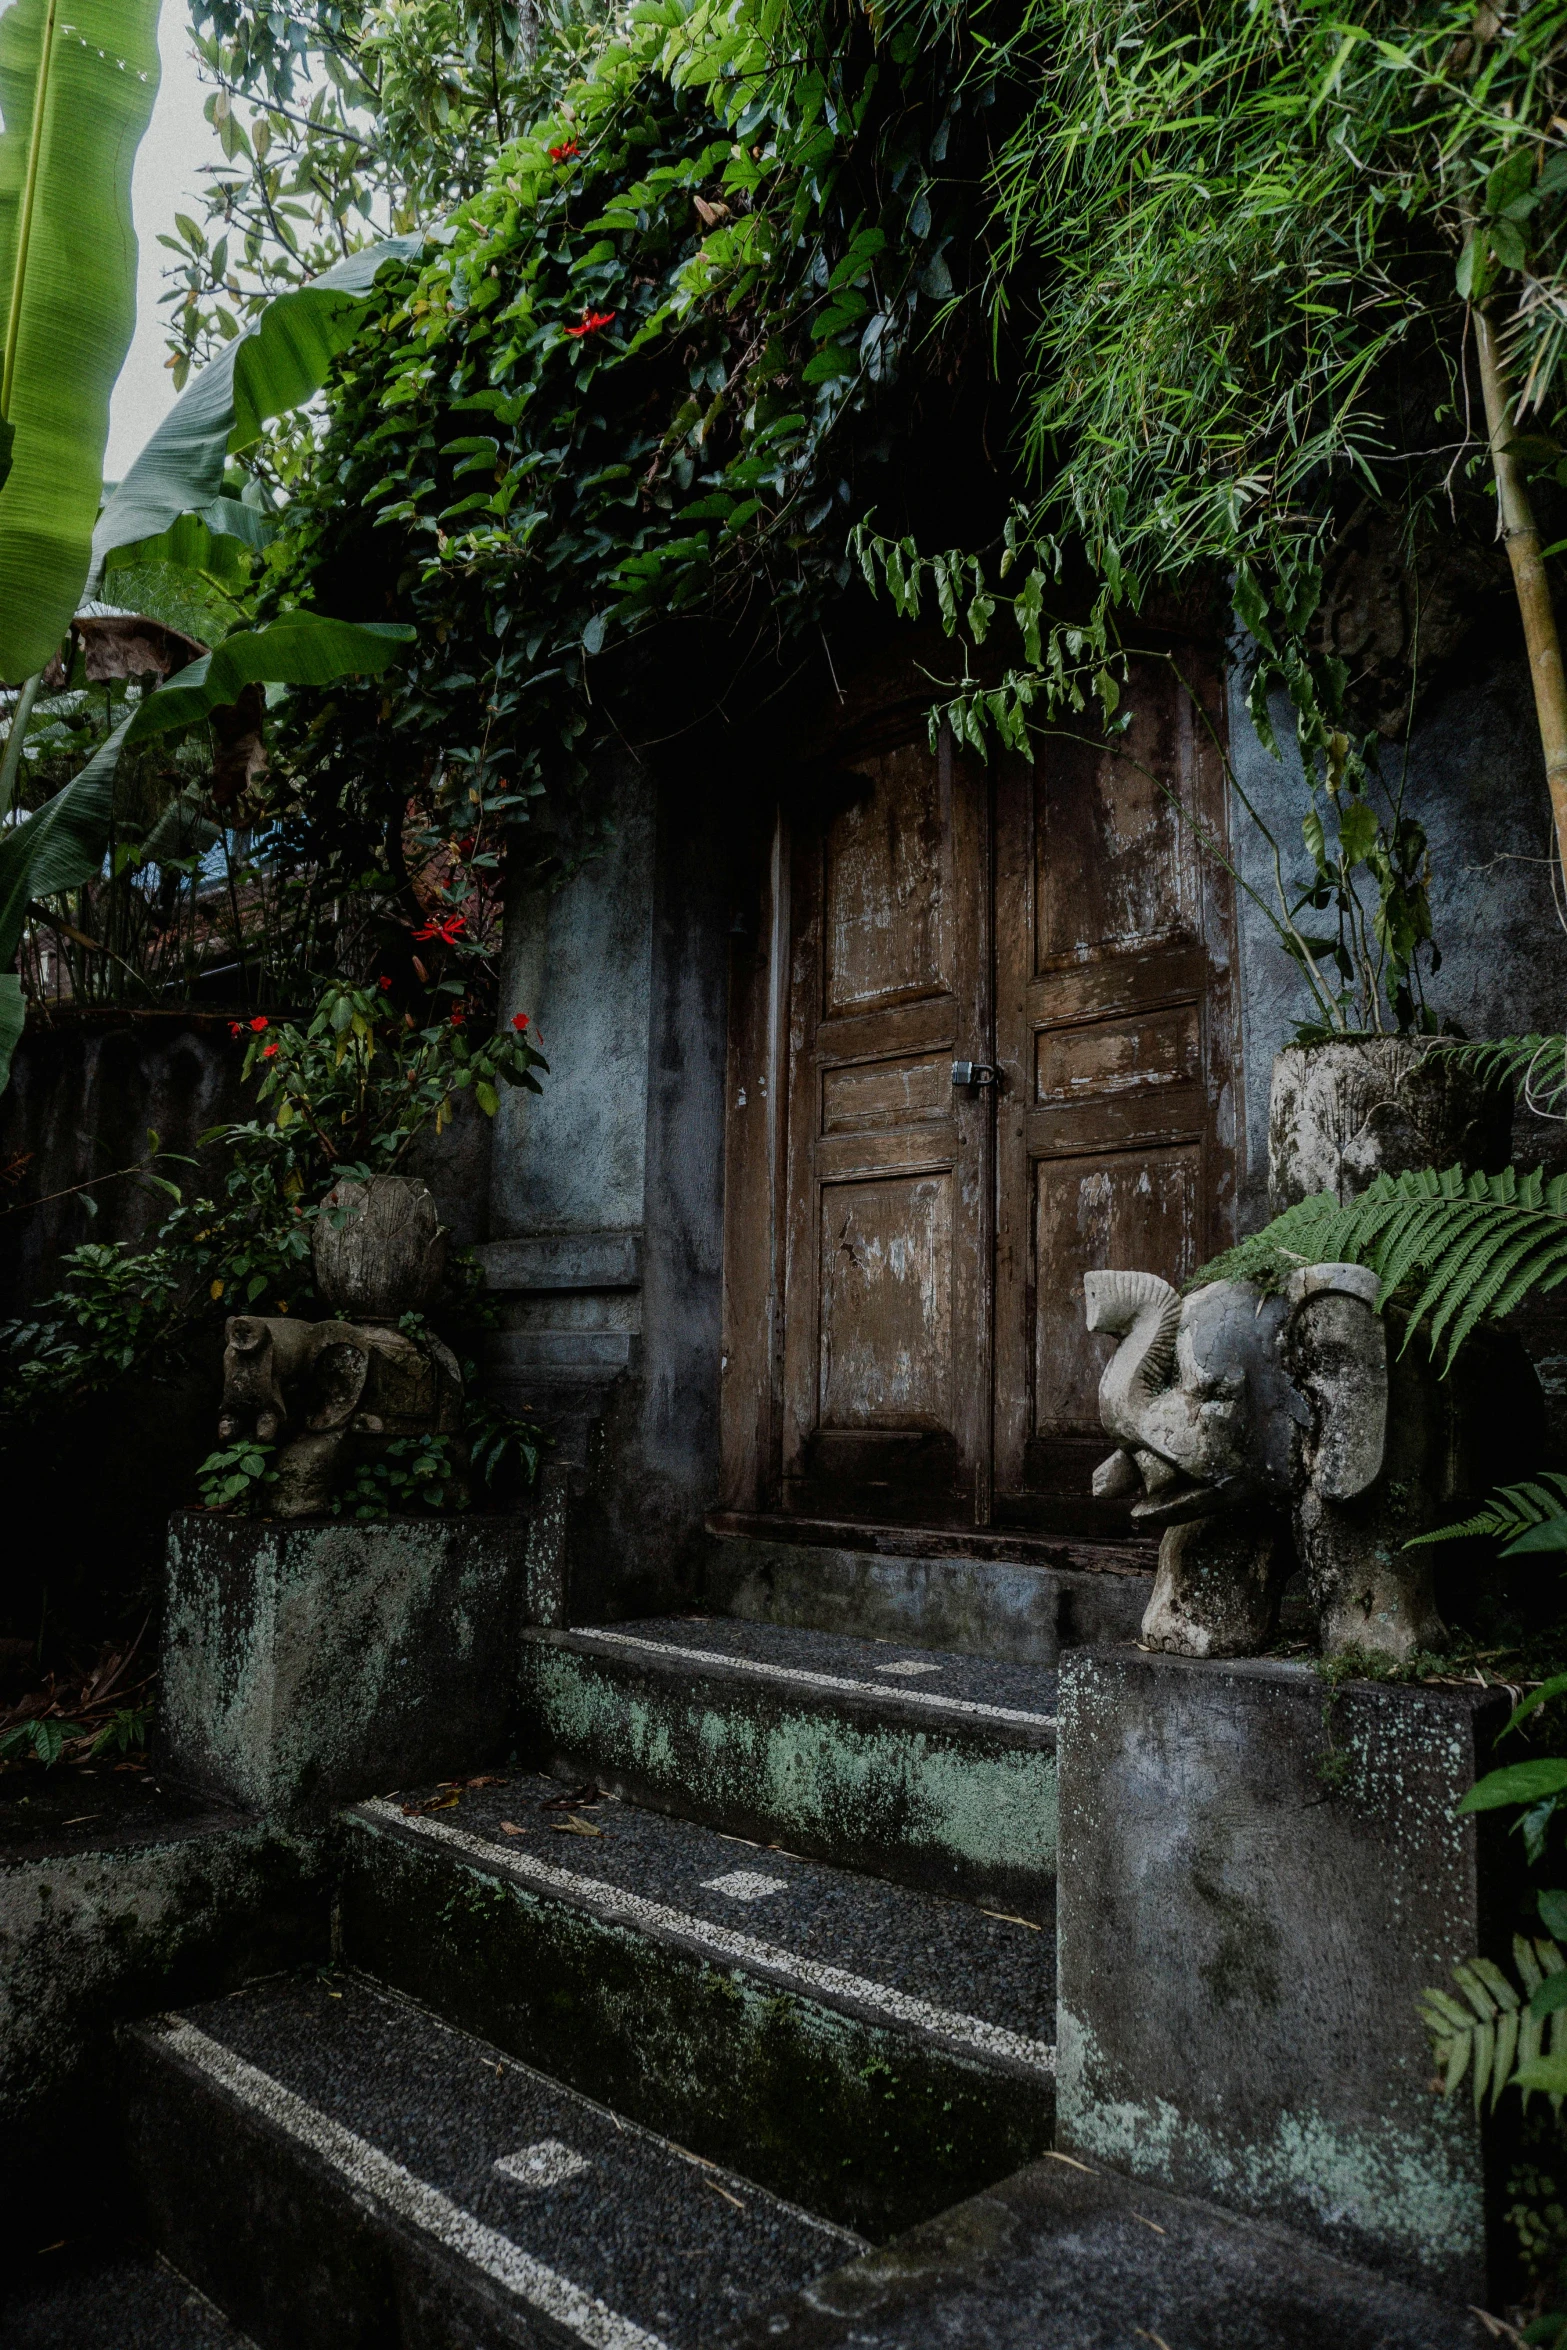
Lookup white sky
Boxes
[105,3,227,479]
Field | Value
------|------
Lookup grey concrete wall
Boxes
[490,752,655,1242]
[1229,648,1567,1229]
[481,750,734,1614]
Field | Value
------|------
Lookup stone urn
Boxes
[1269,1037,1512,1212]
[312,1174,448,1321]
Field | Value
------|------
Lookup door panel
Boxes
[993,653,1237,1535]
[780,729,990,1526]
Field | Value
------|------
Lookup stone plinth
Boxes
[1056,1646,1509,2302]
[161,1511,526,1816]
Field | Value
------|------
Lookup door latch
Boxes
[951,1061,1002,1092]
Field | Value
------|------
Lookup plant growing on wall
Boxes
[222,976,546,1191]
[850,0,1567,1035]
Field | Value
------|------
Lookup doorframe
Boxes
[716,636,1244,1536]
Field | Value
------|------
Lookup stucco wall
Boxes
[1229,647,1567,1230]
[481,749,733,1611]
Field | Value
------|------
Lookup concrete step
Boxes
[728,2149,1489,2349]
[9,2237,257,2348]
[518,1617,1058,1914]
[340,1771,1056,2238]
[704,1519,1153,1666]
[122,1970,862,2350]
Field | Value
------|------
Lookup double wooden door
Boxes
[720,653,1239,1539]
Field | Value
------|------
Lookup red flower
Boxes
[549,140,581,162]
[229,1021,244,1038]
[511,1011,530,1032]
[565,310,616,340]
[450,1010,466,1028]
[262,1042,280,1059]
[412,912,468,945]
[249,1015,269,1032]
[378,974,393,991]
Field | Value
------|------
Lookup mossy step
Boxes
[340,1773,1056,2237]
[122,1970,860,2350]
[517,1617,1058,1913]
[730,2151,1488,2349]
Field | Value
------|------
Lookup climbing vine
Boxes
[252,0,1567,1030]
[260,0,989,902]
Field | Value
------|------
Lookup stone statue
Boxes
[216,1174,465,1517]
[1085,1263,1541,1662]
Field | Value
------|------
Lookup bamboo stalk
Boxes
[1474,305,1567,898]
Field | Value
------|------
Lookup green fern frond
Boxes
[1450,1034,1567,1124]
[1196,1166,1567,1371]
[1407,1474,1567,1551]
[1423,1938,1566,2113]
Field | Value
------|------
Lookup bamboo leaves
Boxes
[0,0,162,678]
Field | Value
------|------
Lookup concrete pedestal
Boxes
[161,1511,526,1816]
[1057,1647,1509,2302]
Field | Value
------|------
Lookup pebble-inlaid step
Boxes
[122,1972,861,2350]
[518,1617,1058,1914]
[9,2238,257,2349]
[729,2149,1489,2350]
[340,1771,1056,2237]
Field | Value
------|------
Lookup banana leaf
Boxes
[92,235,426,577]
[0,713,131,968]
[0,0,162,680]
[124,615,416,744]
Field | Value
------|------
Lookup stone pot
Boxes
[1269,1036,1512,1213]
[312,1173,448,1321]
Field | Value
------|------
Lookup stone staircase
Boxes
[13,1604,1490,2348]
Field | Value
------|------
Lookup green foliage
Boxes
[0,1717,83,1766]
[337,1430,469,1518]
[196,1437,277,1511]
[0,0,162,676]
[1196,1164,1567,1368]
[92,233,427,569]
[1410,1473,1567,1552]
[258,0,978,871]
[1421,1936,1566,2111]
[1456,1032,1567,1126]
[122,615,415,747]
[226,978,545,1183]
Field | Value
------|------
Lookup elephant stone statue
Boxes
[1085,1263,1541,1662]
[218,1312,466,1517]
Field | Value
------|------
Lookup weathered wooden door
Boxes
[991,656,1237,1533]
[719,649,1237,1539]
[778,728,992,1526]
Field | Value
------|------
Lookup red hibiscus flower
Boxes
[450,1009,466,1028]
[262,1042,280,1059]
[565,310,616,339]
[378,974,393,990]
[549,141,580,162]
[229,1021,245,1038]
[249,1015,269,1032]
[511,1011,530,1031]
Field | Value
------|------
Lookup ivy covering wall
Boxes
[250,0,1567,1032]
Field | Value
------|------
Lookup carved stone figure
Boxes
[1086,1263,1541,1661]
[218,1313,465,1517]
